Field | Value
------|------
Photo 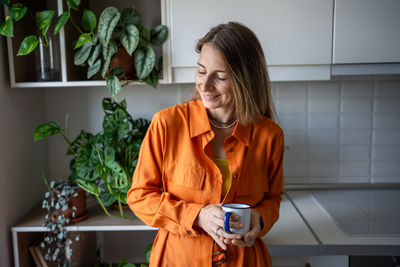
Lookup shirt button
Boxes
[187,230,192,235]
[233,174,238,179]
[228,148,233,152]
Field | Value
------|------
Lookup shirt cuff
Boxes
[180,203,204,237]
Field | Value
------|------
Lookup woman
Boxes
[127,22,284,266]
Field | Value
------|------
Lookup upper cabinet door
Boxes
[165,0,333,83]
[333,0,400,64]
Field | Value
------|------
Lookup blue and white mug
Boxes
[222,203,251,237]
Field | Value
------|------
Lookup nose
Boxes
[198,74,214,92]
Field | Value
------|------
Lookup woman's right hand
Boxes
[195,204,242,250]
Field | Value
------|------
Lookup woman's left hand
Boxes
[220,210,262,247]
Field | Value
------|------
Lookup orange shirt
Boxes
[127,100,284,267]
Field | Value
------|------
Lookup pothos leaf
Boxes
[81,9,97,32]
[0,16,13,37]
[106,74,122,98]
[98,7,120,47]
[101,40,118,78]
[120,24,139,56]
[17,35,38,55]
[54,12,69,35]
[134,45,155,79]
[74,40,92,65]
[150,25,168,46]
[9,3,27,22]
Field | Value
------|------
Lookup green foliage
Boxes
[2,1,168,96]
[81,9,97,32]
[73,6,168,97]
[1,0,92,56]
[17,35,38,55]
[145,243,152,264]
[33,98,150,219]
[95,256,136,267]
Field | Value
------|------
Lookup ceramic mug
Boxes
[222,203,251,237]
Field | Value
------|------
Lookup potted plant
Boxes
[0,0,96,55]
[0,0,97,81]
[40,175,82,267]
[2,2,168,96]
[73,6,168,97]
[34,97,150,219]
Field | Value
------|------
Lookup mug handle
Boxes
[224,212,232,233]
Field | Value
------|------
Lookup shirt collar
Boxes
[188,100,251,147]
[189,99,212,137]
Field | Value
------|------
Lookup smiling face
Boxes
[195,43,234,121]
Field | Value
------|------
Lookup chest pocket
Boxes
[236,173,269,196]
[163,162,206,190]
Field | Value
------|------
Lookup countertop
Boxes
[286,189,400,255]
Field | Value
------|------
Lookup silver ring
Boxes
[215,226,222,235]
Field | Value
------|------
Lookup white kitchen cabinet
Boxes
[163,0,333,83]
[333,0,400,64]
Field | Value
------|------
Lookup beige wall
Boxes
[0,38,47,266]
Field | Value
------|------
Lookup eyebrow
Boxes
[197,62,226,73]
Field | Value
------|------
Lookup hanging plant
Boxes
[41,175,83,267]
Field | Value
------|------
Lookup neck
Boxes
[207,109,235,124]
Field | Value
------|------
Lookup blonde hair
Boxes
[195,22,276,125]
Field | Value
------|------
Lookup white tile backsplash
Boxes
[309,82,340,98]
[284,146,307,162]
[307,131,338,145]
[283,131,307,146]
[372,161,400,177]
[341,98,373,113]
[308,146,338,161]
[276,98,307,114]
[341,81,374,96]
[372,145,400,160]
[339,145,370,161]
[340,130,371,145]
[279,114,307,130]
[339,161,370,177]
[374,97,400,112]
[340,114,372,129]
[373,129,400,145]
[308,98,339,113]
[373,113,400,129]
[275,82,308,98]
[375,80,400,96]
[308,115,339,129]
[277,76,400,184]
[308,162,338,177]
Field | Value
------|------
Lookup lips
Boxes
[203,94,219,100]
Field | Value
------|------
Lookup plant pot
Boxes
[110,201,130,211]
[52,188,87,224]
[109,47,137,80]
